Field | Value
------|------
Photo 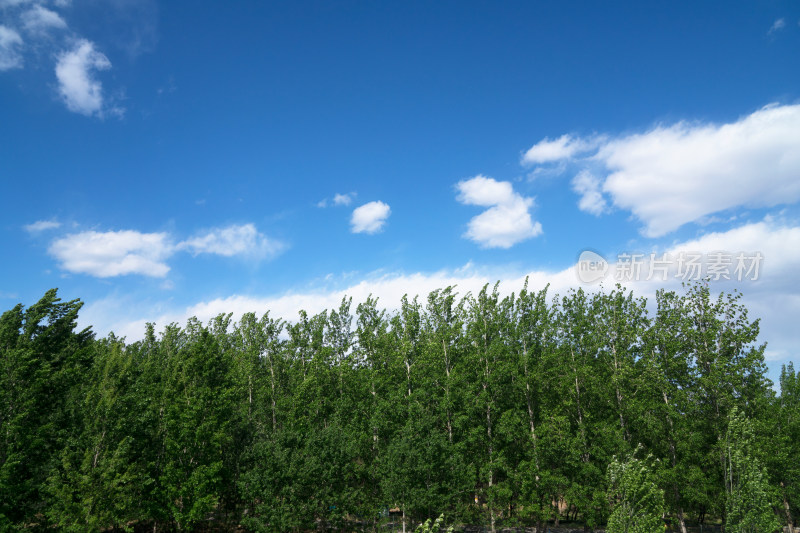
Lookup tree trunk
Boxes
[487,400,496,533]
[405,359,412,397]
[443,339,453,444]
[268,356,277,432]
[782,481,794,532]
[552,497,561,526]
[675,505,688,533]
[523,341,540,470]
[610,343,630,441]
[662,390,688,533]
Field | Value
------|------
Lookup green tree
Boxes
[724,407,780,533]
[158,319,235,530]
[46,334,153,531]
[0,289,93,528]
[606,447,665,533]
[770,363,800,531]
[637,288,697,532]
[550,288,611,528]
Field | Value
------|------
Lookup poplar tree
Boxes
[0,289,93,529]
[724,407,780,533]
[606,447,665,533]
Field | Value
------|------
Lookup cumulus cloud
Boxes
[456,175,542,248]
[523,103,800,237]
[49,230,173,278]
[24,219,61,232]
[0,25,23,70]
[351,201,391,234]
[571,170,607,215]
[178,223,285,260]
[456,175,516,206]
[55,39,111,116]
[21,5,67,34]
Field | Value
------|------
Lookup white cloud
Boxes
[618,218,800,364]
[46,223,283,278]
[577,218,800,297]
[24,219,61,232]
[333,192,354,206]
[351,201,391,234]
[79,219,800,381]
[768,18,786,34]
[522,134,598,164]
[178,223,285,260]
[456,175,516,206]
[456,175,542,248]
[524,104,800,237]
[21,5,67,34]
[571,170,608,216]
[318,192,356,208]
[49,230,173,277]
[80,262,563,341]
[1,1,130,118]
[0,25,23,70]
[55,39,112,116]
[464,201,541,248]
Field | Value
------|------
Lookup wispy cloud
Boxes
[21,5,67,34]
[24,219,61,233]
[571,170,607,216]
[351,201,391,234]
[456,175,542,248]
[333,192,354,206]
[768,18,786,35]
[0,1,127,117]
[523,103,800,237]
[0,25,23,70]
[47,223,285,278]
[55,39,113,117]
[318,192,356,208]
[522,134,599,164]
[178,223,286,260]
[0,0,36,7]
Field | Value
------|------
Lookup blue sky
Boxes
[2,1,799,382]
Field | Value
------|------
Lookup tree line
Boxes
[0,282,797,532]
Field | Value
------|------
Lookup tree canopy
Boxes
[0,282,795,532]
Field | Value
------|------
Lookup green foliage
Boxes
[0,289,94,529]
[0,283,787,531]
[606,447,665,533]
[724,407,781,533]
[772,363,800,529]
[415,512,454,533]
